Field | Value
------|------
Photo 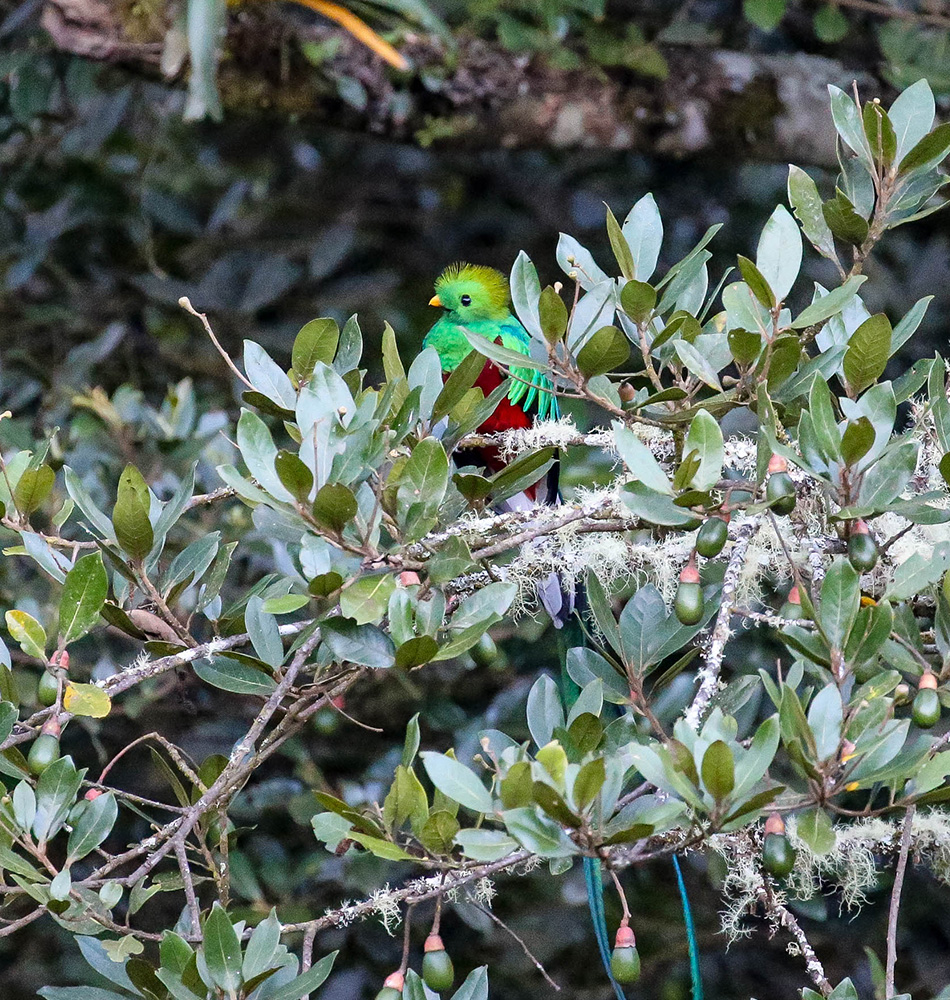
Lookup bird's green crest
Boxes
[433,263,511,320]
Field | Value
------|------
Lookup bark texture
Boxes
[40,0,872,166]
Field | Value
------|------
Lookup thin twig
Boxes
[179,297,254,390]
[472,902,561,992]
[886,804,915,999]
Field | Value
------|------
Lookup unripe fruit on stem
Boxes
[765,471,796,515]
[619,382,637,404]
[41,717,61,738]
[422,935,454,992]
[764,811,785,836]
[762,832,797,877]
[610,946,641,983]
[28,733,60,775]
[912,687,941,728]
[375,990,402,1000]
[779,585,804,621]
[847,522,878,572]
[696,516,729,558]
[383,973,404,991]
[894,683,912,705]
[37,671,58,707]
[674,561,703,625]
[470,633,499,668]
[615,925,635,949]
[919,671,938,690]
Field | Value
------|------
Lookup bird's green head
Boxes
[429,263,511,322]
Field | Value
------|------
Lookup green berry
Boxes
[28,733,60,775]
[37,671,58,707]
[470,634,499,669]
[610,946,641,983]
[766,472,796,515]
[912,688,941,729]
[375,989,402,1000]
[762,832,797,877]
[422,948,455,992]
[847,532,878,572]
[696,517,728,558]
[674,581,704,625]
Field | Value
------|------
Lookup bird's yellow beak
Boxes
[429,295,442,308]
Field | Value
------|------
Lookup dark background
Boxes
[3,1,950,997]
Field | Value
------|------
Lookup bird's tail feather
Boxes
[583,856,627,1000]
[673,853,703,1000]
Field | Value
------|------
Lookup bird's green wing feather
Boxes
[496,318,558,420]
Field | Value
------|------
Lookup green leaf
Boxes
[684,409,724,491]
[576,325,630,378]
[757,202,804,303]
[67,791,117,863]
[420,752,493,814]
[266,952,338,1000]
[394,635,439,670]
[819,558,860,649]
[433,349,485,421]
[899,121,950,174]
[312,483,358,533]
[807,685,843,761]
[792,276,867,329]
[112,466,153,562]
[889,79,935,162]
[340,574,396,626]
[736,255,775,309]
[398,437,449,518]
[622,193,663,282]
[274,451,313,503]
[194,655,277,696]
[321,618,395,668]
[5,610,46,659]
[242,910,280,981]
[728,328,762,366]
[539,286,569,344]
[613,423,672,494]
[822,193,869,247]
[844,313,892,394]
[619,280,656,325]
[203,903,242,992]
[828,85,872,166]
[573,757,606,811]
[59,553,108,645]
[605,204,635,279]
[293,318,339,381]
[840,417,875,467]
[461,328,547,373]
[788,165,838,261]
[675,340,722,390]
[33,756,83,843]
[884,540,950,601]
[862,102,896,168]
[526,675,565,748]
[64,682,111,718]
[13,465,54,515]
[701,740,735,802]
[796,806,836,855]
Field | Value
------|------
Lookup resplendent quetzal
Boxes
[424,262,571,625]
[424,263,702,1000]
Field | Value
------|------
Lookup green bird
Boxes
[423,262,569,621]
[423,262,704,1000]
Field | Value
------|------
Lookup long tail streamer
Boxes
[673,853,704,1000]
[583,856,626,1000]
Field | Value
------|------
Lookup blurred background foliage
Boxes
[3,0,950,997]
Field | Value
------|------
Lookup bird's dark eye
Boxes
[460,294,472,307]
